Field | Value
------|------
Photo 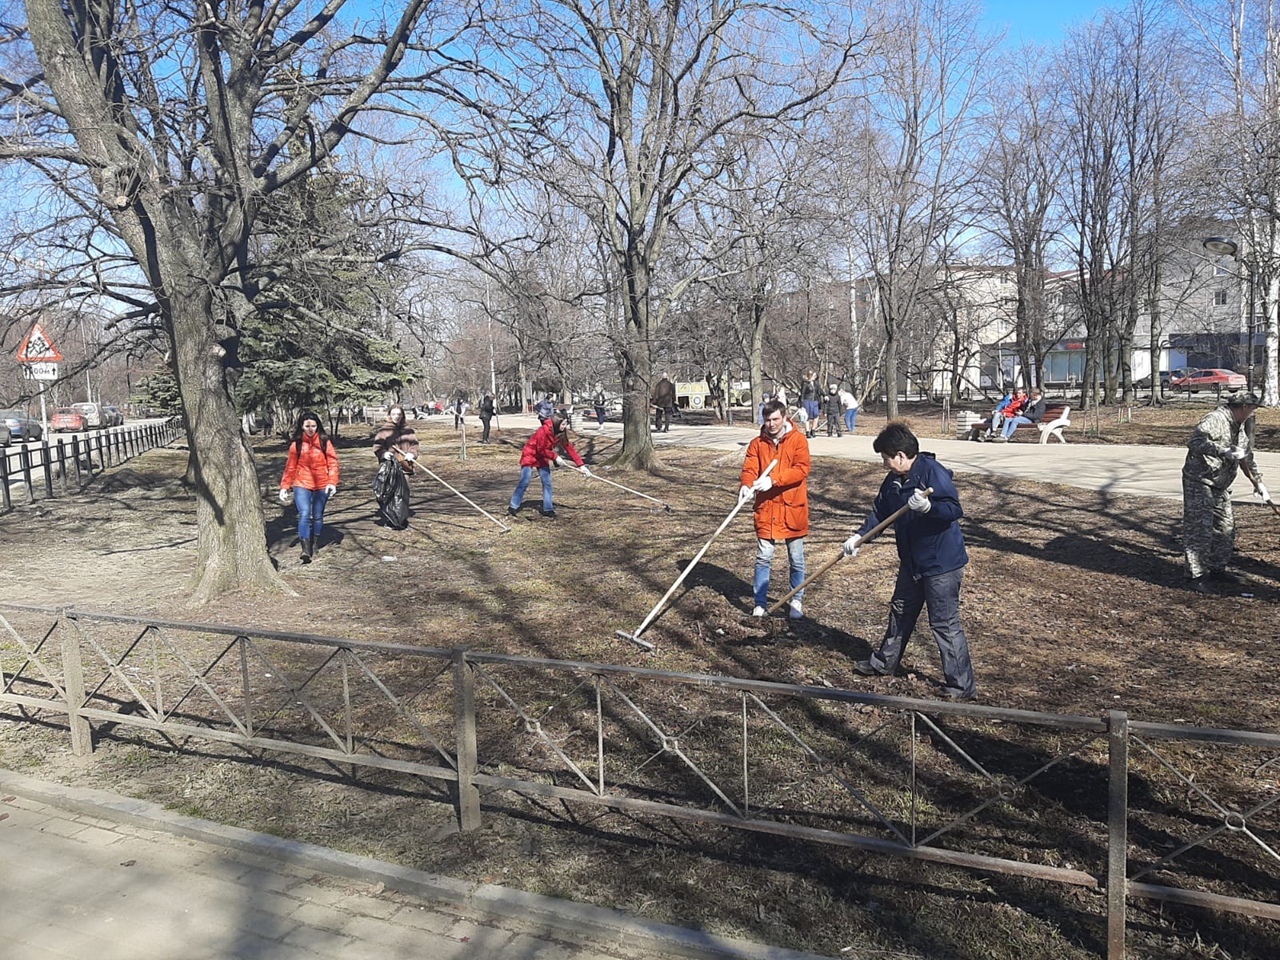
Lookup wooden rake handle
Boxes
[766,487,934,614]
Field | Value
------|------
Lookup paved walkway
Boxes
[0,770,826,960]
[558,414,1280,503]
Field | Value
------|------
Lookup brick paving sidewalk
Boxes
[0,772,831,960]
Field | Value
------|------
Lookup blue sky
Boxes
[981,0,1115,45]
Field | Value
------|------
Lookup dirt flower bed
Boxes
[2,403,1279,960]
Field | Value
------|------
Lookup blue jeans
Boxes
[292,486,331,542]
[754,536,805,607]
[845,409,857,431]
[1001,415,1032,439]
[803,400,819,426]
[867,565,975,699]
[510,465,553,513]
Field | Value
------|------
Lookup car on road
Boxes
[0,409,43,443]
[102,404,125,426]
[51,407,88,433]
[72,401,107,427]
[1169,368,1247,392]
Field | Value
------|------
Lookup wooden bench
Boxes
[968,405,1072,444]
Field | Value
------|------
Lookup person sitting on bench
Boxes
[996,387,1046,441]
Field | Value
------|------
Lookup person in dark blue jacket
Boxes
[842,422,976,701]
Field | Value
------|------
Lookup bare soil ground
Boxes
[2,400,1279,960]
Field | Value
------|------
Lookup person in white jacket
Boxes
[839,387,858,432]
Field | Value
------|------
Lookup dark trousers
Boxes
[654,405,673,431]
[481,416,492,442]
[868,564,975,698]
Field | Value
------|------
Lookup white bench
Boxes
[1035,405,1072,444]
[969,405,1072,444]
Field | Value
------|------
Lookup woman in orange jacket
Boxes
[279,410,340,563]
[739,398,810,619]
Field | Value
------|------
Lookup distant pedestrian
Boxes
[839,387,858,432]
[534,394,554,423]
[652,372,676,432]
[844,423,976,701]
[453,396,469,430]
[740,398,810,620]
[479,394,496,443]
[1182,392,1268,592]
[823,385,845,437]
[593,386,608,426]
[508,408,591,520]
[800,371,820,438]
[279,411,340,563]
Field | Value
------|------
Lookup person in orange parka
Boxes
[739,397,811,620]
[278,410,341,563]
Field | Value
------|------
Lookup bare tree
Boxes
[470,0,855,468]
[1,0,480,598]
[838,0,996,418]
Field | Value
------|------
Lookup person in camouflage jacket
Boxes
[1182,393,1267,591]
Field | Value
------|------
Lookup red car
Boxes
[51,407,87,432]
[1169,368,1247,392]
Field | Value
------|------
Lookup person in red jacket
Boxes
[739,398,811,619]
[279,410,340,563]
[507,408,591,519]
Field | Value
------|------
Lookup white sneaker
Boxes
[788,600,803,620]
[751,605,766,617]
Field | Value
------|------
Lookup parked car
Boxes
[51,407,87,433]
[101,404,125,426]
[0,409,43,443]
[72,401,106,427]
[1169,368,1247,392]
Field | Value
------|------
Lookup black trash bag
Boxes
[373,459,410,529]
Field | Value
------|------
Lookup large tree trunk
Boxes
[167,268,287,601]
[613,256,657,470]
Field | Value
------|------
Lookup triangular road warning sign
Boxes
[16,323,63,363]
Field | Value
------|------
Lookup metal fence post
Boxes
[453,649,481,832]
[19,443,33,502]
[0,447,10,511]
[41,438,54,498]
[61,617,93,756]
[1107,710,1129,960]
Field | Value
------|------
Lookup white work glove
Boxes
[1255,482,1271,503]
[579,465,591,477]
[555,456,568,468]
[842,533,862,558]
[907,489,932,514]
[1227,445,1248,461]
[277,488,291,504]
[405,452,417,462]
[752,475,773,493]
[382,450,395,460]
[738,484,753,504]
[323,485,337,497]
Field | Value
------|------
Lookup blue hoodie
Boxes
[857,452,968,577]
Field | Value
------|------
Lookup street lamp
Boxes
[1202,236,1258,392]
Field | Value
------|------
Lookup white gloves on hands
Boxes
[738,484,753,504]
[842,533,862,558]
[752,475,773,493]
[278,488,291,504]
[579,465,591,477]
[323,485,336,497]
[405,452,417,462]
[383,450,395,460]
[1227,445,1248,461]
[555,456,568,468]
[1256,482,1271,503]
[907,489,932,513]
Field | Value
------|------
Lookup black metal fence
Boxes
[0,419,183,510]
[0,602,1276,959]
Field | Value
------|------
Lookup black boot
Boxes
[301,537,313,564]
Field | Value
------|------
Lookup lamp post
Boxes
[1203,236,1257,392]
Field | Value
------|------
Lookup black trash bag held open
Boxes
[373,459,411,529]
